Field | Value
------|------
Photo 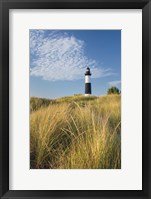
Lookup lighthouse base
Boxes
[85,94,91,96]
[85,83,91,95]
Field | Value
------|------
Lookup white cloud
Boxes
[30,30,112,81]
[109,80,121,87]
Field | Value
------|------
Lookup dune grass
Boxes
[30,95,121,169]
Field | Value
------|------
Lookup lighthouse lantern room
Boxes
[85,67,92,96]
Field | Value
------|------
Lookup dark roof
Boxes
[85,67,91,76]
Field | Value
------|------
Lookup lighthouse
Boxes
[85,67,92,96]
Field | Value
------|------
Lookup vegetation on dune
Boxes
[30,97,55,112]
[30,95,98,112]
[107,86,120,95]
[30,95,121,169]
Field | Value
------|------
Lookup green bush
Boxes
[107,87,120,95]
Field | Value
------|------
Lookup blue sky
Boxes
[30,30,121,99]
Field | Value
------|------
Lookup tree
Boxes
[107,86,120,95]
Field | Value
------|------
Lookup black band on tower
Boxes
[85,83,91,94]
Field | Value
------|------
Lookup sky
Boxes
[30,30,121,99]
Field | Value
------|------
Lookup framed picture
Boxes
[0,0,151,198]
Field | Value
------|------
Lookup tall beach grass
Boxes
[30,95,121,169]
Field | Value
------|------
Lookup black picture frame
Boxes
[0,0,151,198]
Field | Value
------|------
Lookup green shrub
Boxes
[107,87,120,95]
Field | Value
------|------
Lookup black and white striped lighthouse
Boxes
[85,67,92,96]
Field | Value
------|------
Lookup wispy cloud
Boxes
[109,80,121,87]
[30,30,112,81]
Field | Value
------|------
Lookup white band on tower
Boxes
[85,76,90,83]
